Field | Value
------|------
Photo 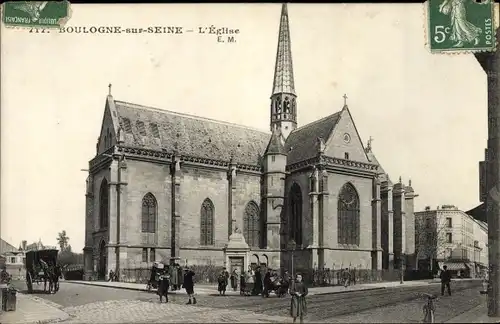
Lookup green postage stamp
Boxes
[427,0,496,53]
[2,1,71,29]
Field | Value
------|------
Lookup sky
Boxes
[1,3,495,252]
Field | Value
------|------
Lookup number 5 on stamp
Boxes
[427,0,496,53]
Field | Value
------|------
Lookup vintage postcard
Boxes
[1,2,499,323]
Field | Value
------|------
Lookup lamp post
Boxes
[288,239,297,278]
[400,254,406,284]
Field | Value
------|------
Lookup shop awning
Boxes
[438,262,467,271]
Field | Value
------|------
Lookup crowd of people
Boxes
[216,266,308,323]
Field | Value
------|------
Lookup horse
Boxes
[50,265,62,293]
[40,261,56,294]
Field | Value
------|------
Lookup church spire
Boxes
[270,3,297,140]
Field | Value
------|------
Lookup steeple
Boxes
[270,3,297,140]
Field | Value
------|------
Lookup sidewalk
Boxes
[0,293,69,324]
[64,278,447,296]
[445,296,500,323]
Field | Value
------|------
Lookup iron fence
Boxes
[120,264,224,284]
[307,268,401,287]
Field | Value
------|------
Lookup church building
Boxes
[83,4,417,280]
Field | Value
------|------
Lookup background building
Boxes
[415,205,488,277]
[0,239,26,280]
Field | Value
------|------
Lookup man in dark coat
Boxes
[157,271,170,303]
[440,265,452,296]
[263,269,272,297]
[254,266,263,295]
[222,267,230,291]
[183,267,196,304]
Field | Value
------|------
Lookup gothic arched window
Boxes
[200,198,215,245]
[99,179,109,229]
[289,183,303,246]
[337,183,360,245]
[141,193,157,233]
[284,97,290,113]
[243,201,260,248]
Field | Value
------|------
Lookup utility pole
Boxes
[475,10,500,316]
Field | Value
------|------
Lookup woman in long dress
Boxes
[290,273,308,324]
[439,0,482,47]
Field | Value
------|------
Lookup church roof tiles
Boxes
[114,100,271,166]
[285,112,341,165]
[265,129,286,155]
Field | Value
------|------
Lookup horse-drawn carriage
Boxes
[25,249,60,294]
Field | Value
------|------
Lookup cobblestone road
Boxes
[11,280,483,323]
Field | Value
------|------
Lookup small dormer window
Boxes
[150,123,160,138]
[344,152,349,160]
[121,117,132,133]
[137,121,146,136]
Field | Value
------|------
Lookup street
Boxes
[10,279,484,323]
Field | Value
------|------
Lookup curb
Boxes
[3,293,70,324]
[310,286,386,296]
[63,281,221,295]
[65,281,388,297]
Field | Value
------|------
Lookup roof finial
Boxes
[409,179,412,187]
[399,176,402,183]
[343,93,348,106]
[108,83,112,96]
[367,136,373,151]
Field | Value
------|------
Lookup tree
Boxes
[56,230,70,251]
[415,212,452,272]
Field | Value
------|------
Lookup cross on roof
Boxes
[367,136,374,149]
[343,94,348,106]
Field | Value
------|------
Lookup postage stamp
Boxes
[427,0,496,53]
[1,1,71,29]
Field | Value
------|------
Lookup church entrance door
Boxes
[229,257,244,277]
[98,241,107,281]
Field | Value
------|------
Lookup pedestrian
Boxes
[230,269,238,291]
[440,265,452,296]
[218,271,227,296]
[245,266,255,295]
[183,267,197,304]
[352,268,356,285]
[0,266,10,284]
[222,267,230,291]
[157,270,170,303]
[343,268,351,288]
[240,271,246,295]
[289,273,308,324]
[263,268,272,297]
[169,264,178,290]
[108,270,114,282]
[254,266,263,295]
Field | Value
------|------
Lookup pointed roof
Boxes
[285,112,341,164]
[365,144,393,185]
[265,129,286,155]
[113,100,271,166]
[272,3,296,96]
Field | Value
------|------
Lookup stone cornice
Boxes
[89,145,263,175]
[286,155,378,175]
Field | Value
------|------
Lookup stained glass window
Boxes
[243,201,260,248]
[99,179,109,229]
[141,193,157,233]
[289,183,303,246]
[200,198,214,245]
[337,183,360,245]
